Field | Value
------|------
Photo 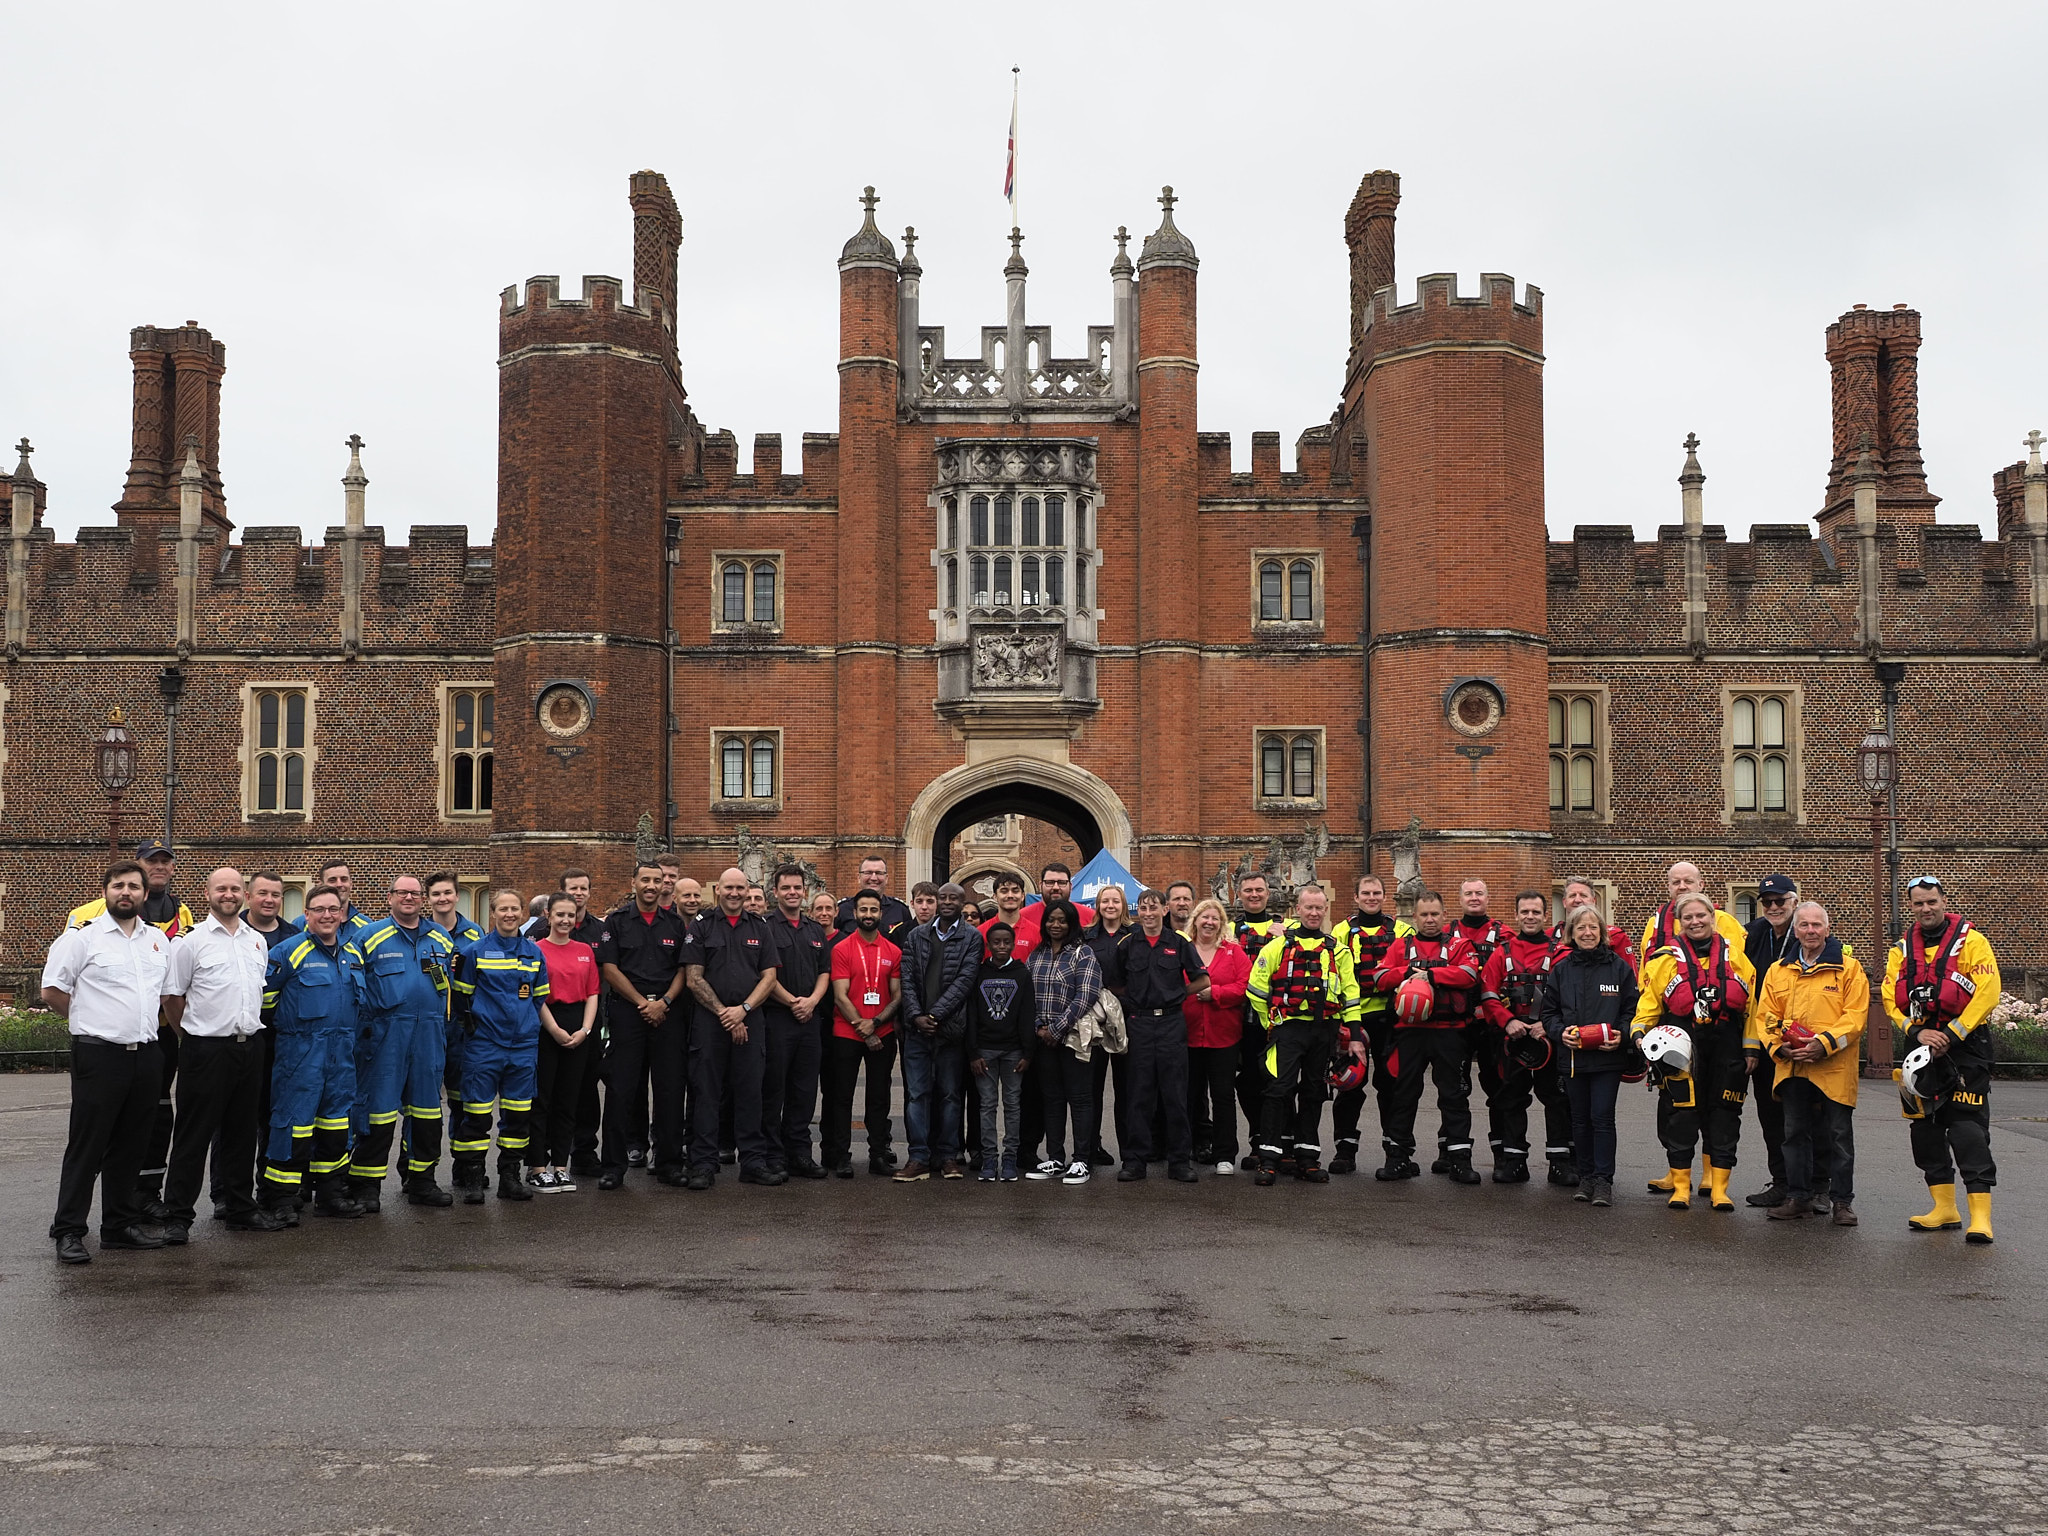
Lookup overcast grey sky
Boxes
[5,2,2043,543]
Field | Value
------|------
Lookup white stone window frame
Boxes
[1250,548,1325,633]
[928,470,1105,647]
[239,681,319,823]
[710,727,783,814]
[711,550,785,635]
[1726,880,1762,929]
[1547,686,1611,823]
[1253,725,1327,813]
[459,876,493,924]
[1721,684,1805,825]
[435,681,496,823]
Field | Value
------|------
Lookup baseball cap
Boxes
[1756,874,1796,898]
[133,839,175,860]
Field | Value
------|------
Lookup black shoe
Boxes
[100,1223,167,1250]
[1116,1161,1147,1182]
[405,1176,455,1208]
[881,1148,901,1167]
[456,1168,487,1205]
[720,1150,738,1166]
[1329,1154,1358,1175]
[262,1196,302,1228]
[654,1167,690,1188]
[313,1191,365,1219]
[1446,1157,1482,1186]
[1240,1153,1261,1171]
[569,1153,602,1178]
[1254,1166,1279,1186]
[597,1172,625,1191]
[1168,1163,1200,1183]
[1375,1157,1422,1182]
[1430,1157,1448,1175]
[685,1169,715,1192]
[788,1157,829,1181]
[738,1166,788,1186]
[496,1164,534,1201]
[1296,1164,1331,1184]
[222,1207,289,1232]
[349,1179,383,1214]
[833,1159,856,1179]
[1091,1149,1116,1167]
[1746,1182,1787,1209]
[56,1233,90,1264]
[162,1220,191,1246]
[868,1157,893,1177]
[1492,1157,1530,1184]
[138,1195,170,1224]
[1548,1159,1580,1187]
[626,1148,648,1169]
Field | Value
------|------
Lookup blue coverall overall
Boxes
[261,933,366,1210]
[440,915,484,1111]
[351,916,456,1195]
[450,929,550,1191]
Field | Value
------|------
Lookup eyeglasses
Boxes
[1906,877,1943,892]
[1759,894,1793,906]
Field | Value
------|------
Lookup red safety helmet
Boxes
[1328,1027,1368,1094]
[1394,974,1435,1024]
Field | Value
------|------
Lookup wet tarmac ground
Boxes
[2,1070,2045,1534]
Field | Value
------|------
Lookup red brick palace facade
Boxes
[4,167,2046,990]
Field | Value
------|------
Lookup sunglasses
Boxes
[1906,877,1943,892]
[1758,894,1793,906]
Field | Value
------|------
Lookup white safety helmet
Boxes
[1898,1044,1952,1112]
[1639,1023,1693,1077]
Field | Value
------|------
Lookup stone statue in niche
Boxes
[1215,823,1331,911]
[735,824,823,893]
[972,630,1062,689]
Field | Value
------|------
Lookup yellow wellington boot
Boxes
[1665,1168,1692,1209]
[1964,1192,1994,1246]
[1705,1165,1735,1211]
[1908,1184,1962,1232]
[1647,1162,1691,1193]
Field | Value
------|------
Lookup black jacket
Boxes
[965,959,1037,1057]
[1540,944,1640,1076]
[901,917,984,1035]
[1743,914,1799,992]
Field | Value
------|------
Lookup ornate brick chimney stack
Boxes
[115,322,230,533]
[1345,169,1400,363]
[628,169,682,365]
[1817,303,1939,536]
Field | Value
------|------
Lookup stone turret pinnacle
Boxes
[838,186,897,268]
[1138,186,1198,270]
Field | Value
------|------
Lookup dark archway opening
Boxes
[933,782,1103,886]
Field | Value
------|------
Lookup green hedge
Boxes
[0,1006,71,1054]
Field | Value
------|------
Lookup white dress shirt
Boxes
[41,911,172,1045]
[164,913,269,1038]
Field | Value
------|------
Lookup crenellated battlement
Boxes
[498,273,646,321]
[1193,426,1355,498]
[680,430,840,504]
[1368,272,1543,327]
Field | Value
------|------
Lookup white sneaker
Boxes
[1025,1159,1062,1182]
[1213,1161,1236,1175]
[1060,1160,1092,1185]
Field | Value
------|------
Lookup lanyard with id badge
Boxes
[853,939,886,1009]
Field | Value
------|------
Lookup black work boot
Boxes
[1253,1162,1279,1186]
[454,1161,487,1205]
[1446,1155,1482,1186]
[1329,1148,1358,1175]
[496,1156,533,1202]
[1547,1157,1579,1187]
[405,1172,455,1208]
[1375,1154,1421,1181]
[1492,1155,1530,1184]
[348,1176,383,1214]
[312,1175,364,1219]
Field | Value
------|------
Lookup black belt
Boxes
[1132,1005,1182,1017]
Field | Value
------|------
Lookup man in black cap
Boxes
[1741,873,1800,1207]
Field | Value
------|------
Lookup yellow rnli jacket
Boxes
[1747,938,1868,1106]
[1631,937,1757,1038]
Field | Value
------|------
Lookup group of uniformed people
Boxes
[39,840,2005,1263]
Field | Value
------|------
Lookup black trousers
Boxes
[139,1021,178,1199]
[52,1038,161,1241]
[689,1007,769,1172]
[1473,1026,1533,1160]
[820,1030,896,1167]
[164,1033,266,1224]
[572,1023,605,1163]
[1258,1019,1336,1168]
[1122,1010,1192,1165]
[1332,1009,1396,1153]
[1087,1049,1116,1158]
[1531,1055,1574,1164]
[600,997,687,1177]
[1780,1078,1855,1203]
[531,1028,596,1167]
[1188,1042,1240,1162]
[1381,1026,1472,1160]
[1038,1043,1099,1163]
[1235,1021,1271,1153]
[1911,1068,1997,1193]
[210,1025,274,1211]
[1660,1025,1746,1169]
[1748,1049,1788,1187]
[760,1006,822,1166]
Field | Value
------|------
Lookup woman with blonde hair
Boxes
[1183,898,1252,1174]
[1540,904,1638,1207]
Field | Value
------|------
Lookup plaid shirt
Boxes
[1026,941,1103,1040]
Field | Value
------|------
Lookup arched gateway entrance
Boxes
[903,758,1133,890]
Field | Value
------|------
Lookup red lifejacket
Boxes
[1659,935,1748,1025]
[1494,932,1555,1019]
[1453,914,1507,970]
[1268,930,1339,1025]
[1893,914,1979,1026]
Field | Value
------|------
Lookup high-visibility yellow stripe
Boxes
[498,1099,532,1112]
[263,1168,303,1186]
[463,1100,498,1114]
[499,1136,530,1149]
[314,1116,351,1131]
[405,1104,441,1118]
[287,937,316,967]
[347,1162,389,1178]
[405,1158,438,1173]
[366,1109,401,1126]
[310,1156,350,1174]
[291,1123,315,1135]
[450,1138,490,1152]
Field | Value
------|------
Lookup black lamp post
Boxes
[94,708,137,859]
[1857,714,1898,1076]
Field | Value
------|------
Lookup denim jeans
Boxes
[1781,1076,1854,1203]
[1567,1070,1622,1181]
[901,1027,964,1165]
[975,1049,1024,1163]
